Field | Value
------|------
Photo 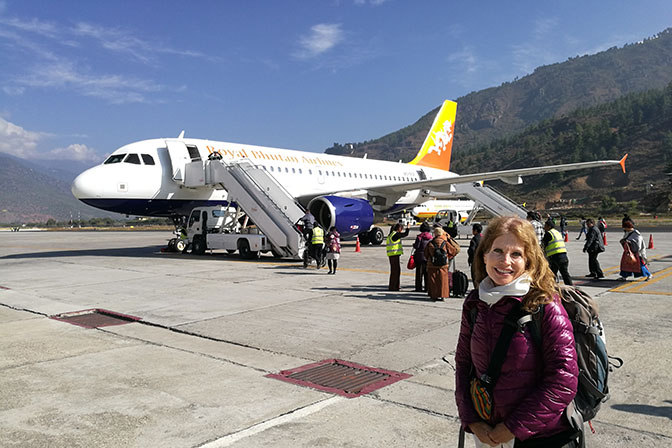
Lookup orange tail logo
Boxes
[409,100,457,171]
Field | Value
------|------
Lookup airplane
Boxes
[411,199,476,222]
[71,100,628,245]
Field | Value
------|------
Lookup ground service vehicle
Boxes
[186,206,272,259]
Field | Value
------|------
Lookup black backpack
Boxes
[431,240,448,266]
[528,286,623,428]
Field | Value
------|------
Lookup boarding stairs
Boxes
[184,157,307,259]
[453,182,527,222]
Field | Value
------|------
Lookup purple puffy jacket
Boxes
[454,290,578,441]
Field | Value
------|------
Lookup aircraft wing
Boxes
[374,154,628,194]
[294,154,627,204]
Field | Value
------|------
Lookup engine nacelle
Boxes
[307,196,374,238]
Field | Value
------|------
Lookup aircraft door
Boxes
[165,140,191,184]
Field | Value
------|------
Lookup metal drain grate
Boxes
[266,359,411,398]
[51,309,140,329]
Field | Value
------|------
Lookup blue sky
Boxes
[1,0,671,165]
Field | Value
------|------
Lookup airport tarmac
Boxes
[1,228,671,447]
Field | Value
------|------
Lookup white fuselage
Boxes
[72,137,459,218]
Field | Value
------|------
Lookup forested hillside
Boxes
[453,83,672,212]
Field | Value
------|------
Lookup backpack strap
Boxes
[480,301,531,389]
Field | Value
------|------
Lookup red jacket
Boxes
[455,290,578,441]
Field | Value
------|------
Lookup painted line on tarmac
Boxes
[197,396,344,447]
[610,264,672,296]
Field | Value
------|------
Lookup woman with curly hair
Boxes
[455,216,579,447]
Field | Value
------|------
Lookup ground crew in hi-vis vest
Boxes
[387,222,409,291]
[542,221,574,285]
[310,225,325,269]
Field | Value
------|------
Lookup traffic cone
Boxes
[648,234,654,250]
[355,236,361,252]
[603,232,608,246]
[564,231,569,242]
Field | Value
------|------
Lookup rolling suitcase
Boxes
[451,270,469,298]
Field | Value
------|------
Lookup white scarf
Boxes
[478,274,531,306]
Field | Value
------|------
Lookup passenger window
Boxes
[285,167,289,173]
[270,166,274,172]
[292,168,296,173]
[141,154,155,165]
[104,154,126,164]
[319,170,322,175]
[299,168,302,174]
[124,154,141,164]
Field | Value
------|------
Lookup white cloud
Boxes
[71,22,206,64]
[0,117,98,161]
[354,0,389,5]
[0,13,203,103]
[48,143,99,162]
[448,47,478,74]
[0,117,42,159]
[295,23,344,59]
[13,61,163,104]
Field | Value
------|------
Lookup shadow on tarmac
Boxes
[612,401,672,420]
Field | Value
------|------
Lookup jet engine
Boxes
[307,196,384,245]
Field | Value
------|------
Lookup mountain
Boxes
[325,28,672,164]
[0,153,116,224]
[450,83,672,212]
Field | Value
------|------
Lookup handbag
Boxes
[620,240,641,273]
[407,255,415,270]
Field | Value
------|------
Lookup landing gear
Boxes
[368,227,384,245]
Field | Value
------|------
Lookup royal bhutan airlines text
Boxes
[206,146,344,167]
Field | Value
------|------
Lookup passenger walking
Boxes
[325,226,341,274]
[455,216,578,447]
[311,224,325,269]
[467,223,483,289]
[424,227,458,301]
[618,219,652,281]
[583,218,605,279]
[387,223,409,291]
[576,216,587,240]
[543,220,574,285]
[526,211,544,246]
[559,215,568,240]
[412,221,433,292]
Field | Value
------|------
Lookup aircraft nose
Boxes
[71,167,102,199]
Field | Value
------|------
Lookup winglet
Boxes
[619,153,628,173]
[177,130,185,139]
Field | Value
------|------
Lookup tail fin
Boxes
[409,100,457,171]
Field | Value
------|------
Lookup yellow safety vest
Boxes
[545,228,567,257]
[311,227,324,245]
[386,231,403,257]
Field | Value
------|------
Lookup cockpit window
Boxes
[124,154,141,164]
[141,154,155,165]
[104,154,126,164]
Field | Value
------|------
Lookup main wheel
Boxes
[175,239,186,252]
[238,240,259,259]
[358,232,370,245]
[192,235,206,255]
[168,238,177,252]
[368,227,385,245]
